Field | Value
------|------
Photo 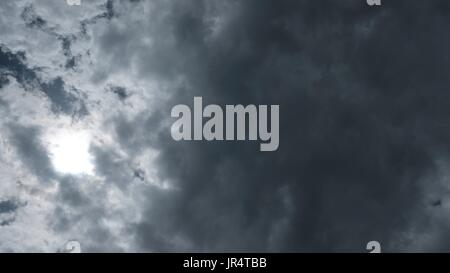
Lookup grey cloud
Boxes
[100,0,450,252]
[109,85,129,101]
[0,199,24,227]
[41,77,88,116]
[0,200,19,214]
[20,2,115,71]
[0,45,87,116]
[91,144,136,190]
[21,5,77,69]
[8,124,55,182]
[0,200,19,227]
[0,45,37,90]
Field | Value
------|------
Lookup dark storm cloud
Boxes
[96,0,450,252]
[2,0,450,252]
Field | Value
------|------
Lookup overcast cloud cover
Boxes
[1,0,450,252]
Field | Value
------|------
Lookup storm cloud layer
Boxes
[1,0,450,252]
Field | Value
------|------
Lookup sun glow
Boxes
[48,129,94,175]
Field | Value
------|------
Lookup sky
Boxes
[1,0,450,252]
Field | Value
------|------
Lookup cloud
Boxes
[1,0,450,253]
[7,124,55,181]
[115,0,450,252]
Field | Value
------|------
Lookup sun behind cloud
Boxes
[48,129,94,175]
